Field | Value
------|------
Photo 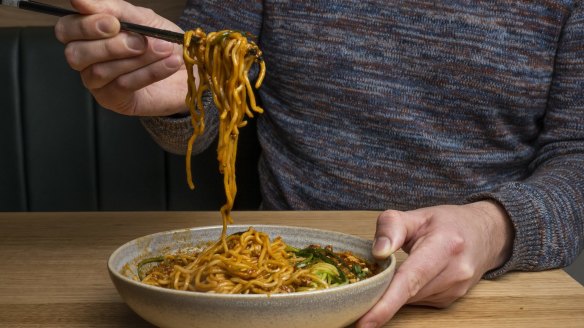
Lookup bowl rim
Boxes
[107,224,396,299]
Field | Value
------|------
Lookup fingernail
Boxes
[126,34,146,51]
[97,19,116,35]
[152,39,173,54]
[373,236,392,258]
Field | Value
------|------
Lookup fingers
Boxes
[360,205,497,327]
[372,209,427,259]
[55,0,140,44]
[55,0,185,86]
[101,53,182,93]
[55,3,143,73]
[80,38,179,90]
[65,33,147,71]
[55,13,120,44]
[56,0,182,45]
[355,210,429,327]
[407,256,479,306]
[70,0,158,26]
[90,53,183,114]
[357,233,451,328]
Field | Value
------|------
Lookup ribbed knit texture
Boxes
[141,0,584,277]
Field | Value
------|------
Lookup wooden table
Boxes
[1,211,583,327]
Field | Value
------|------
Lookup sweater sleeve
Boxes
[469,2,584,278]
[140,0,264,155]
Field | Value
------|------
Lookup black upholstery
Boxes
[0,27,262,211]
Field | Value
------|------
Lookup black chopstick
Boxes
[2,0,186,44]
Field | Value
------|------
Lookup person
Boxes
[55,0,584,327]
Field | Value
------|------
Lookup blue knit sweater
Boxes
[141,0,584,278]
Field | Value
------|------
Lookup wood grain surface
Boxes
[0,211,582,327]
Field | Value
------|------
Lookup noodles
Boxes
[141,228,304,294]
[182,28,266,235]
[138,28,376,294]
[139,227,379,294]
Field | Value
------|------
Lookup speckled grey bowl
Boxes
[108,225,395,328]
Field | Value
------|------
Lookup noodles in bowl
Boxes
[108,225,396,328]
[138,226,380,294]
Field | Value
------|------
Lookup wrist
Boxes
[468,200,514,271]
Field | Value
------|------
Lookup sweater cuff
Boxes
[467,182,543,279]
[140,115,193,155]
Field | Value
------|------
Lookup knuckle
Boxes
[404,270,425,299]
[103,38,120,57]
[113,76,132,93]
[89,64,106,82]
[81,65,105,89]
[145,70,158,84]
[54,21,66,43]
[78,18,96,39]
[379,210,402,224]
[455,263,476,282]
[64,44,82,71]
[446,234,465,256]
[141,68,158,83]
[138,7,158,27]
[141,8,156,18]
[146,65,163,82]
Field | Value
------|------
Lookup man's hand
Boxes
[356,200,514,328]
[55,0,188,116]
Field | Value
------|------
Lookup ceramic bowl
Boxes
[108,224,396,328]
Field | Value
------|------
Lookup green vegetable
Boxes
[352,263,368,280]
[293,246,349,284]
[310,262,346,285]
[137,256,164,280]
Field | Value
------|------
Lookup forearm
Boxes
[469,153,584,278]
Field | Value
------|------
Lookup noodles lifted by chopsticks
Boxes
[182,28,266,236]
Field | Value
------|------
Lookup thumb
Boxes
[372,209,426,259]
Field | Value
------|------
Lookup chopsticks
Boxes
[1,0,186,44]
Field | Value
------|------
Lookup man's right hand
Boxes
[55,0,189,116]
